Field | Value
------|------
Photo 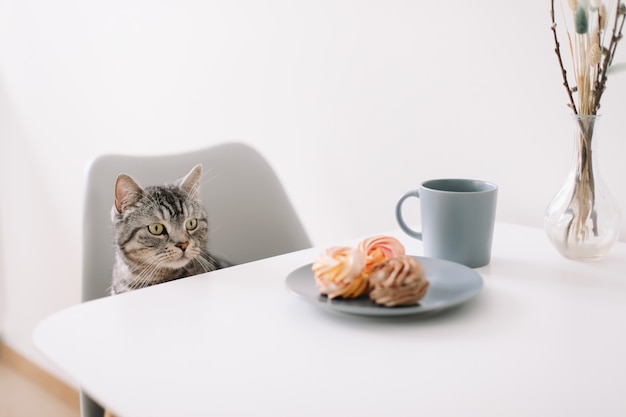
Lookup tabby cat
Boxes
[110,164,227,294]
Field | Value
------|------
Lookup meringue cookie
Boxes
[357,235,406,275]
[368,255,429,307]
[312,246,368,299]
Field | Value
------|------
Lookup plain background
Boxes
[1,0,625,381]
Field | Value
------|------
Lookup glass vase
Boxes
[544,114,621,259]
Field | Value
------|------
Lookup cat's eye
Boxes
[185,218,198,231]
[148,223,165,235]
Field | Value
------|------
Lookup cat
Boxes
[110,164,227,294]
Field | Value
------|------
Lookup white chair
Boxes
[80,142,311,417]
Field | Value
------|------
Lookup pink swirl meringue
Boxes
[311,246,368,299]
[369,255,429,307]
[357,235,406,275]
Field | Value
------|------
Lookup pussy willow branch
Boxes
[593,3,626,113]
[608,4,626,66]
[550,0,579,114]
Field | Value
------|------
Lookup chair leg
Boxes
[80,391,104,417]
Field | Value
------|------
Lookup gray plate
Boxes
[286,256,483,317]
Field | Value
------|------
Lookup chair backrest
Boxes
[82,142,311,302]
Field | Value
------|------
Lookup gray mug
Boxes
[395,179,498,268]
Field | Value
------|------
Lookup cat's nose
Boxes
[176,241,189,251]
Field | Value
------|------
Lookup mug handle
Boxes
[395,190,423,240]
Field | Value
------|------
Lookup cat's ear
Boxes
[178,164,202,196]
[114,174,144,214]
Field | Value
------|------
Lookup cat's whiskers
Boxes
[202,247,231,266]
[131,259,164,289]
[132,249,180,283]
[192,259,214,274]
[199,249,224,272]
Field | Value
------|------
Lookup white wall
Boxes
[1,0,625,381]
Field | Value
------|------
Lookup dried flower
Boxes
[599,4,607,29]
[550,0,626,115]
[575,6,589,33]
[589,41,601,65]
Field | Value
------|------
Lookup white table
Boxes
[34,223,626,417]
